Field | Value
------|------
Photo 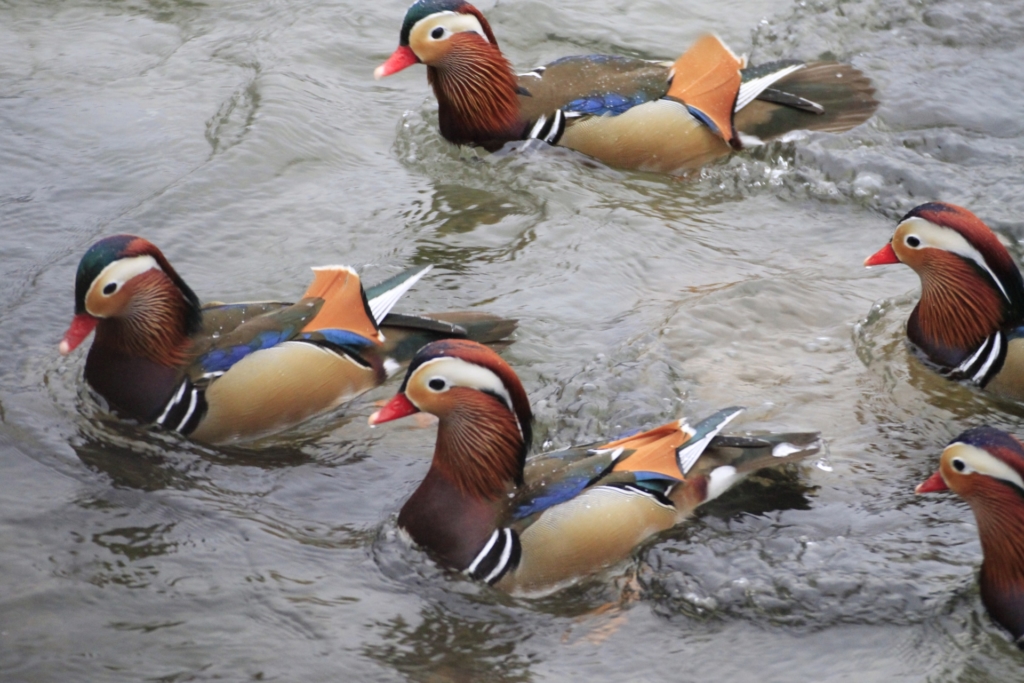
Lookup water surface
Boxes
[3,0,1024,680]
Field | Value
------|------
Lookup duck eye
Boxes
[952,458,966,472]
[430,26,445,39]
[905,235,921,248]
[102,282,118,296]
[427,378,447,391]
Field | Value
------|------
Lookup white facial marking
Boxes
[945,442,1024,490]
[87,255,161,313]
[898,216,1011,303]
[416,11,489,43]
[411,356,514,413]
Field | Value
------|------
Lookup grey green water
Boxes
[3,0,1024,680]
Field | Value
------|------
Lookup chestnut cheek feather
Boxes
[916,251,1007,353]
[433,390,525,499]
[431,38,521,145]
[100,271,195,367]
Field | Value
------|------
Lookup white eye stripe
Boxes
[87,255,161,310]
[898,217,1011,303]
[415,11,489,43]
[95,255,161,289]
[411,356,514,414]
[944,442,1024,490]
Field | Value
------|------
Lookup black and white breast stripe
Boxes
[602,482,676,510]
[465,528,521,585]
[947,332,1007,386]
[154,377,208,436]
[526,110,566,145]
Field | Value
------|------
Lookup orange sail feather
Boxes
[300,266,383,343]
[666,34,743,147]
[608,421,693,480]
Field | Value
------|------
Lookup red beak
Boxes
[368,392,420,425]
[915,471,949,494]
[864,243,900,267]
[59,313,98,355]
[374,46,419,80]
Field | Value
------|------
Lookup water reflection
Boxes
[90,520,177,563]
[104,0,208,25]
[73,435,184,492]
[7,0,1024,678]
[365,605,533,683]
[425,184,526,236]
[400,181,540,270]
[206,77,262,158]
[71,431,326,492]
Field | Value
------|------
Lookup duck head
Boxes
[917,426,1024,645]
[917,427,1024,501]
[375,0,521,147]
[375,0,498,77]
[370,338,532,499]
[865,202,1024,367]
[60,235,201,366]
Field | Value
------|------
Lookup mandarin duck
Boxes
[864,202,1024,401]
[374,0,878,174]
[917,427,1024,648]
[59,235,516,445]
[368,339,820,595]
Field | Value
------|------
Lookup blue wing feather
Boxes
[512,469,681,520]
[198,329,294,373]
[565,92,651,117]
[537,55,659,117]
[511,443,683,521]
[299,329,376,349]
[512,475,592,520]
[685,105,722,136]
[197,328,376,375]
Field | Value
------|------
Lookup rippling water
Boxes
[3,0,1024,680]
